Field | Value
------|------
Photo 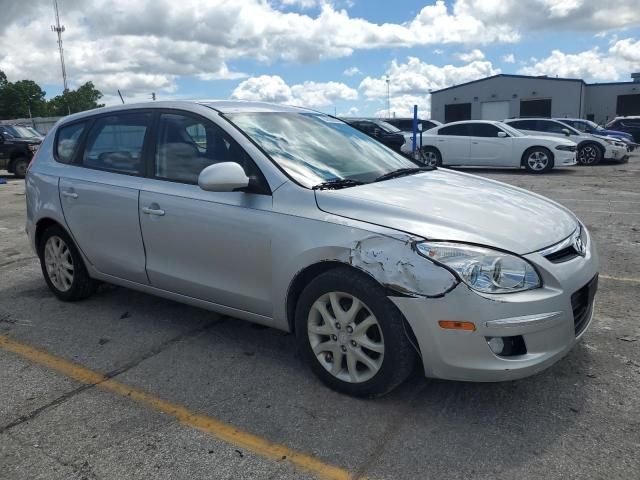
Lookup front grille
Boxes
[545,246,579,263]
[571,275,598,336]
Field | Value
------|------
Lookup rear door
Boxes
[468,123,513,166]
[434,123,471,164]
[58,113,151,284]
[138,111,273,316]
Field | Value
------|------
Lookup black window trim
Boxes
[149,108,272,195]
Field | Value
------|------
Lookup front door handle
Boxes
[142,206,165,216]
[61,191,78,199]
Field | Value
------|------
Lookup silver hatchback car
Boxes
[26,101,599,397]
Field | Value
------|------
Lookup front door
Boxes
[138,112,273,316]
[468,123,513,166]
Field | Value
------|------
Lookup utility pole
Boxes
[51,0,68,91]
[386,75,390,118]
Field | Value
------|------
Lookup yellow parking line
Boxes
[0,335,357,480]
[600,274,640,284]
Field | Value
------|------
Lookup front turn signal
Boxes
[438,320,476,331]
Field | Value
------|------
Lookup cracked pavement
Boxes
[1,157,639,479]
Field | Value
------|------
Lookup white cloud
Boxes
[231,75,357,108]
[502,53,515,63]
[343,67,362,76]
[456,49,485,62]
[361,56,500,118]
[339,106,359,116]
[518,39,640,81]
[455,0,640,31]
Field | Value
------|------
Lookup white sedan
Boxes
[418,120,577,173]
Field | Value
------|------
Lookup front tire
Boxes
[38,225,98,301]
[577,143,602,165]
[295,267,417,397]
[523,147,554,173]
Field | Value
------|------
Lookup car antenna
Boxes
[117,90,125,104]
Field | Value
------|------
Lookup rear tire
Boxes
[295,267,417,397]
[522,147,554,173]
[12,157,29,179]
[38,224,98,301]
[577,143,602,165]
[418,147,442,167]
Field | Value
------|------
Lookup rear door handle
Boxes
[142,206,165,216]
[61,191,78,199]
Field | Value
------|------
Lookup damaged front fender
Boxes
[342,235,459,298]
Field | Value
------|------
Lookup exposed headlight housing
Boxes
[416,242,541,294]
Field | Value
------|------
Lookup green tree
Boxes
[0,78,48,118]
[47,82,104,116]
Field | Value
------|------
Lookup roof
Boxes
[199,100,310,113]
[431,74,586,94]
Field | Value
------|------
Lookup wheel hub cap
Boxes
[307,292,384,383]
[44,236,74,292]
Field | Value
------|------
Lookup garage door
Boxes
[617,94,640,116]
[444,103,471,123]
[481,101,510,121]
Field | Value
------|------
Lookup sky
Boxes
[1,0,640,118]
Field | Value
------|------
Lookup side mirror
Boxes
[561,128,571,136]
[198,162,249,192]
[373,128,381,138]
[497,131,508,138]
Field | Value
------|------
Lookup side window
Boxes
[509,120,537,130]
[154,112,260,185]
[471,123,501,137]
[571,121,587,132]
[540,120,570,134]
[83,113,151,174]
[439,124,471,136]
[353,121,376,134]
[55,122,86,164]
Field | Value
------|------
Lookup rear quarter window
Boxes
[55,122,87,164]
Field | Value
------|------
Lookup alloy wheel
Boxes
[527,151,549,171]
[579,145,598,164]
[307,292,384,383]
[420,150,439,167]
[44,235,74,292]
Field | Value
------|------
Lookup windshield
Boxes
[10,126,37,138]
[375,120,401,133]
[498,123,524,137]
[583,120,603,131]
[227,112,416,188]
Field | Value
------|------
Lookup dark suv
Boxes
[605,117,640,143]
[384,118,440,132]
[339,118,406,153]
[0,125,40,178]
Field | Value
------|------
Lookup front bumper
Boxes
[604,144,629,161]
[392,229,599,382]
[554,150,577,167]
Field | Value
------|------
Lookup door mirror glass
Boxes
[497,131,508,138]
[198,162,249,192]
[561,128,571,136]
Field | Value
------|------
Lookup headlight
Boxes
[555,145,576,151]
[416,242,541,294]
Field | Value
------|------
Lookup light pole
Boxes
[386,75,390,118]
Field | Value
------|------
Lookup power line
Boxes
[51,0,68,91]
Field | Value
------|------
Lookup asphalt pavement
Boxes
[1,156,639,480]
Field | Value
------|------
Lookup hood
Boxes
[315,169,578,255]
[598,129,633,140]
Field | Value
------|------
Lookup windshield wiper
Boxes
[312,178,364,190]
[374,167,432,183]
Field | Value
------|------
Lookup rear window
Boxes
[55,122,87,164]
[82,113,151,175]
